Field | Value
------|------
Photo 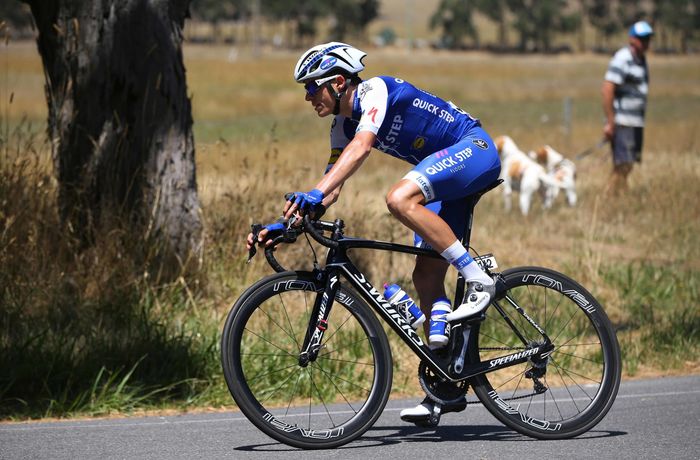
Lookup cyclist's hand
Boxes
[246,220,286,251]
[284,189,324,219]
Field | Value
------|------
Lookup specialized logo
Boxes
[367,107,379,124]
[319,57,337,71]
[412,136,426,150]
[472,139,489,150]
[489,347,540,368]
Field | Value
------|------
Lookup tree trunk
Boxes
[24,0,202,262]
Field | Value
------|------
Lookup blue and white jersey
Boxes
[327,76,481,171]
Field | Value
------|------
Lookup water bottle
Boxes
[429,297,452,348]
[383,283,426,330]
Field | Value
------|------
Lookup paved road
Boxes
[2,375,699,459]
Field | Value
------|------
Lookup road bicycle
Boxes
[221,180,621,449]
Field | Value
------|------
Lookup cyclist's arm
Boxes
[314,78,386,199]
[314,130,376,198]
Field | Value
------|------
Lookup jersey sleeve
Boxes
[355,77,389,135]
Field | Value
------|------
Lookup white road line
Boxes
[1,388,698,432]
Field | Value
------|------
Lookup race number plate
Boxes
[474,253,498,271]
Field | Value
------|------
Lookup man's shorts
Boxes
[403,126,501,248]
[612,125,644,166]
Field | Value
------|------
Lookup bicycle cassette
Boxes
[418,361,468,405]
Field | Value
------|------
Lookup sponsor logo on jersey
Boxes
[412,98,455,122]
[358,82,373,100]
[435,149,449,158]
[367,107,379,124]
[319,57,337,70]
[472,139,489,150]
[412,136,426,150]
[328,148,342,165]
[384,114,403,144]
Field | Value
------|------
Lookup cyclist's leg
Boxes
[391,128,501,316]
[391,130,500,424]
[412,254,449,335]
[392,129,500,245]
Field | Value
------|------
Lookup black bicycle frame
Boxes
[299,235,554,383]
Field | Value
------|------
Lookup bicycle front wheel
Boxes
[470,266,621,439]
[221,271,392,449]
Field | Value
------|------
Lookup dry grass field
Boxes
[186,44,700,385]
[1,39,698,416]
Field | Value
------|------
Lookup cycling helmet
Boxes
[293,42,366,83]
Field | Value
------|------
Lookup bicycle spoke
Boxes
[279,292,304,350]
[255,365,303,405]
[550,365,583,414]
[306,366,337,429]
[246,361,301,385]
[242,327,297,358]
[284,371,305,416]
[549,356,602,388]
[250,304,299,350]
[554,348,604,366]
[313,362,367,413]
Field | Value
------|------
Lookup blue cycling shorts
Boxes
[403,127,501,247]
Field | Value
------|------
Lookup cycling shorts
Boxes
[403,127,501,247]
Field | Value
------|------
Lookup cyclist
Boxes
[247,42,501,424]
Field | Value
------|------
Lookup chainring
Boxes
[418,361,469,405]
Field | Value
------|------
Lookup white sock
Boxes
[440,240,493,286]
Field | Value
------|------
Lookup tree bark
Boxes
[24,0,202,262]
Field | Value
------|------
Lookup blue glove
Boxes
[291,189,324,211]
[263,221,286,232]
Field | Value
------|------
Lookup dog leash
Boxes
[575,138,607,160]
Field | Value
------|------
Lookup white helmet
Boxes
[293,42,366,83]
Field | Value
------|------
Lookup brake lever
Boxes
[247,223,264,263]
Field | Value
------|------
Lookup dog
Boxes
[494,135,563,215]
[530,145,577,208]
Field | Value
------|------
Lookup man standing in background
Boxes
[602,21,653,194]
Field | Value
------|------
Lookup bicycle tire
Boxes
[221,271,393,449]
[469,266,621,439]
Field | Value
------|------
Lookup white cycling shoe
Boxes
[400,396,467,425]
[444,282,495,322]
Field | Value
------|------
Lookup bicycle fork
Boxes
[298,269,340,367]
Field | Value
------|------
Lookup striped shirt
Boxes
[604,46,649,127]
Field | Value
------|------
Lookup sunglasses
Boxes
[304,74,341,97]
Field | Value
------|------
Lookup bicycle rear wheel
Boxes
[470,266,621,439]
[221,271,392,449]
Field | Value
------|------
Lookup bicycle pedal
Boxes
[415,405,442,427]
